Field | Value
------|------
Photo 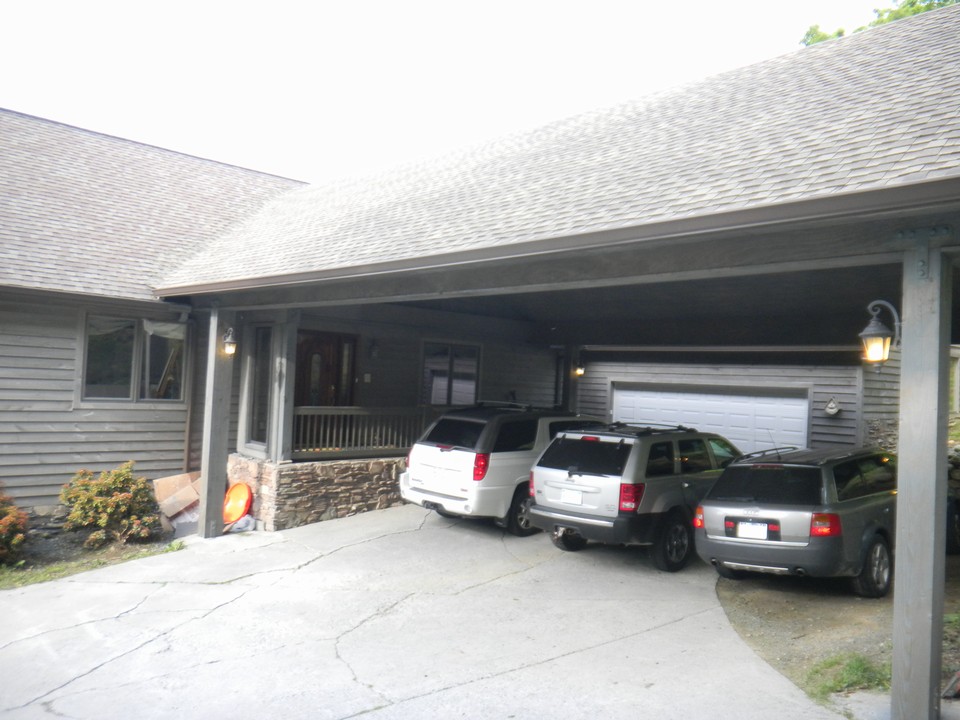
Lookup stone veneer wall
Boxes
[227,453,406,531]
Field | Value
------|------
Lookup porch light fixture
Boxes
[222,327,238,356]
[574,365,586,377]
[858,300,901,364]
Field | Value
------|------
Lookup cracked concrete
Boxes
[0,504,849,719]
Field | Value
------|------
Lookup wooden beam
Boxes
[891,244,951,719]
[270,310,299,462]
[198,307,236,538]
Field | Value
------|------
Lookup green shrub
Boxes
[0,486,28,564]
[60,462,161,549]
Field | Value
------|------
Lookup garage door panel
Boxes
[613,388,809,453]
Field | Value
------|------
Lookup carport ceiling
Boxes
[395,263,952,347]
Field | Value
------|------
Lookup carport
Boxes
[157,10,960,719]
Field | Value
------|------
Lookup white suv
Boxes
[400,404,603,536]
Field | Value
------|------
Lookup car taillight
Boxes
[619,483,644,512]
[473,453,490,481]
[529,472,535,497]
[693,505,705,529]
[810,513,842,537]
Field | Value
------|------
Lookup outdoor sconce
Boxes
[222,327,238,356]
[858,300,901,365]
[574,365,586,377]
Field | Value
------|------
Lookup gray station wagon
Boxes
[694,446,897,597]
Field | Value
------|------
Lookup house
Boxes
[0,110,304,520]
[2,7,960,716]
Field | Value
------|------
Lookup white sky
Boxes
[0,0,892,185]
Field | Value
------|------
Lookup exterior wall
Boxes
[298,305,558,411]
[0,292,193,511]
[575,357,867,448]
[228,453,405,531]
[861,349,902,450]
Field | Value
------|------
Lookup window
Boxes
[492,420,537,452]
[421,342,479,406]
[708,437,740,468]
[645,441,676,477]
[248,326,273,445]
[679,438,712,473]
[83,316,186,401]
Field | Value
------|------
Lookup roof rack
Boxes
[474,401,532,409]
[606,421,698,434]
[735,446,800,462]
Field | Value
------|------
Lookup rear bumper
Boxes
[694,531,848,577]
[399,471,509,519]
[526,503,660,545]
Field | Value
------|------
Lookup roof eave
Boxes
[154,175,960,299]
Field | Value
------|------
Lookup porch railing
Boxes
[292,406,437,460]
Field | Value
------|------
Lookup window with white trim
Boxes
[82,315,187,401]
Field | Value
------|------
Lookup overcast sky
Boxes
[1,0,892,185]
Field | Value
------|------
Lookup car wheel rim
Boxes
[871,544,890,588]
[667,524,689,563]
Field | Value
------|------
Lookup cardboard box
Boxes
[153,471,202,518]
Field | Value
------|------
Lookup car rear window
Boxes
[422,418,484,450]
[538,436,632,476]
[708,465,823,505]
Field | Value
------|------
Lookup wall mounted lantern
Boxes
[574,365,586,377]
[858,300,901,365]
[222,327,238,356]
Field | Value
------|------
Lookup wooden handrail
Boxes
[292,406,437,459]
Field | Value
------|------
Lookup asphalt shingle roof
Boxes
[0,111,304,302]
[158,5,960,295]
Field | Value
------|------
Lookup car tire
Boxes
[852,535,893,598]
[504,486,540,537]
[947,500,960,555]
[652,510,693,573]
[551,528,588,551]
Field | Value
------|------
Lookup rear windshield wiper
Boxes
[567,467,609,478]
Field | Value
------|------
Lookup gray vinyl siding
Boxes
[0,296,192,508]
[575,359,863,449]
[480,343,558,408]
[861,350,901,449]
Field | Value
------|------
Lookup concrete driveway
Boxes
[0,505,870,719]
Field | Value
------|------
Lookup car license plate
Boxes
[560,488,583,505]
[737,521,768,540]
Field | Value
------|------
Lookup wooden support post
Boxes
[891,245,951,719]
[269,310,299,462]
[198,307,236,539]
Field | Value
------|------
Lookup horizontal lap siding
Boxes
[0,300,190,508]
[576,360,862,449]
[481,344,557,408]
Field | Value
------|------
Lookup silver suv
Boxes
[693,447,897,597]
[399,404,603,536]
[526,424,740,571]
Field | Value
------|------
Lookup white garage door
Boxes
[612,387,808,453]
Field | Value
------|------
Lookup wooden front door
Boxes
[295,331,356,406]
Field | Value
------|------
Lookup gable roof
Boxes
[157,5,960,297]
[0,110,304,303]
